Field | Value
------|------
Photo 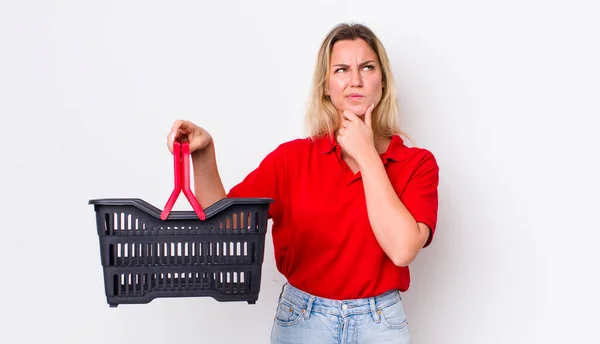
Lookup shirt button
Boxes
[341,304,348,311]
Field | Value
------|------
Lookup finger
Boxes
[168,120,190,152]
[178,128,191,143]
[170,120,184,136]
[171,120,194,139]
[343,110,359,122]
[365,103,374,128]
[342,120,351,128]
[338,128,345,137]
[169,121,183,147]
[166,132,174,153]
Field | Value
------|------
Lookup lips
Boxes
[347,93,364,99]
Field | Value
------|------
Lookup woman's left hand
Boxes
[337,103,378,165]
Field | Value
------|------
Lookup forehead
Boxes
[330,39,378,63]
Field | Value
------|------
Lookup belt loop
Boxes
[369,297,380,323]
[303,295,315,319]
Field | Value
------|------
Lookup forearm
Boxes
[358,151,427,266]
[191,141,227,208]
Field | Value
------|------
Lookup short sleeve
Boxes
[400,151,439,247]
[226,145,284,220]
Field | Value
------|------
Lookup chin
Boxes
[337,103,368,117]
[348,105,367,116]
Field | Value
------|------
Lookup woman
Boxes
[167,23,439,344]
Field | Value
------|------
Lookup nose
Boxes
[350,68,363,87]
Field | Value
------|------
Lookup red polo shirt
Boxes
[227,134,439,300]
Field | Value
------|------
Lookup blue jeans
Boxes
[270,283,411,343]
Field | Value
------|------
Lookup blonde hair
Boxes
[305,23,409,141]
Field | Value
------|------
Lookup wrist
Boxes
[357,146,380,171]
[191,139,215,160]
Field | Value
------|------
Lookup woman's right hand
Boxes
[167,120,213,154]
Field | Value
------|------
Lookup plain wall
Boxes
[1,0,599,343]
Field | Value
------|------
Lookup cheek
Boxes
[328,77,348,96]
[368,79,383,99]
[367,76,383,91]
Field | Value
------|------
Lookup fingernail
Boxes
[372,103,375,111]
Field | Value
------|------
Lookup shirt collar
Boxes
[314,134,406,162]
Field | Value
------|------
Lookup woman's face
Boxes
[327,38,383,119]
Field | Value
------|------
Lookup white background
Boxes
[1,0,599,343]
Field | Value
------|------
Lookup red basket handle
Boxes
[160,141,206,220]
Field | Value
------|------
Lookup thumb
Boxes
[365,103,374,128]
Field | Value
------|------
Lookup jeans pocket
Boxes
[379,301,408,330]
[274,299,303,327]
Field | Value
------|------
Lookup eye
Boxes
[334,67,346,73]
[363,65,375,71]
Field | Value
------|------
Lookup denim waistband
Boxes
[278,283,402,318]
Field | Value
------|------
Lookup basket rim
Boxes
[88,198,273,220]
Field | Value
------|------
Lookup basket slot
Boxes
[212,271,249,295]
[107,239,258,267]
[195,242,201,265]
[110,270,252,298]
[136,273,141,295]
[255,211,260,232]
[223,272,228,294]
[144,273,150,293]
[102,209,259,235]
[101,211,147,235]
[232,272,237,294]
[132,244,137,265]
[160,273,166,289]
[117,243,122,263]
[104,213,111,235]
[204,242,210,264]
[166,242,171,265]
[217,243,222,264]
[109,244,115,266]
[213,211,257,234]
[116,213,124,231]
[113,273,148,296]
[137,243,142,266]
[211,242,216,264]
[156,243,161,265]
[172,243,178,265]
[165,242,171,265]
[237,272,243,293]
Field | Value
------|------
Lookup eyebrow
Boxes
[332,60,377,68]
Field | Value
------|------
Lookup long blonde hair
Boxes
[305,23,408,141]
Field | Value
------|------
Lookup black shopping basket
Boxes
[89,141,273,307]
